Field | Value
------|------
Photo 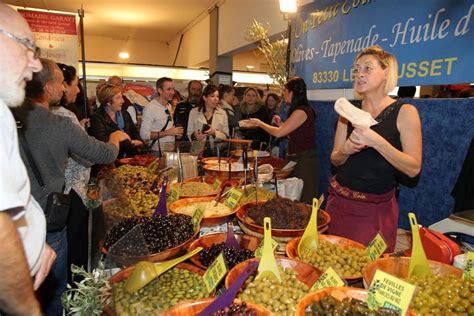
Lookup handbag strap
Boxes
[149,110,171,153]
[18,130,45,188]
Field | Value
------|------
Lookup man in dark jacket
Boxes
[173,80,203,141]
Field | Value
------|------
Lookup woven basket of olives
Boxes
[286,235,369,280]
[110,263,210,315]
[102,215,200,266]
[161,298,273,315]
[225,257,322,315]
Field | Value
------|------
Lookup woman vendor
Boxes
[327,45,422,251]
[246,77,320,204]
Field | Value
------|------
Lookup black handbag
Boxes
[19,131,70,232]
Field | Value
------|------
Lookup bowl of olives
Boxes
[236,198,331,238]
[187,232,260,269]
[363,257,471,314]
[286,235,369,281]
[169,196,238,227]
[161,298,272,315]
[102,215,200,266]
[363,256,463,287]
[296,286,405,316]
[225,257,322,315]
[110,262,210,315]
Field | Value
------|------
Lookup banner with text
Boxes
[18,9,78,67]
[292,0,474,89]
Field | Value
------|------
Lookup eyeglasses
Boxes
[0,28,41,59]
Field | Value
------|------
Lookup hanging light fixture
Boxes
[119,52,129,59]
[279,0,297,13]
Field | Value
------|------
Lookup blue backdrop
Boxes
[292,0,474,89]
[312,98,473,229]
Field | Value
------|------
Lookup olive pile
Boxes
[199,243,254,270]
[104,215,195,256]
[114,267,208,315]
[212,302,257,315]
[300,240,369,277]
[238,187,275,205]
[247,197,324,229]
[238,266,309,316]
[406,274,474,315]
[305,295,397,315]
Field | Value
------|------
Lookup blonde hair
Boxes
[97,83,121,105]
[353,45,398,99]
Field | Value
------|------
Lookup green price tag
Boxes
[366,233,388,261]
[254,238,278,258]
[367,270,416,316]
[191,208,205,230]
[224,188,242,209]
[213,178,222,191]
[463,251,474,280]
[168,186,180,203]
[202,252,228,293]
[310,267,346,291]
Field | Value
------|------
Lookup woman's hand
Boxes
[341,131,367,155]
[247,118,262,127]
[351,125,384,148]
[194,131,207,141]
[131,140,144,147]
[204,126,216,137]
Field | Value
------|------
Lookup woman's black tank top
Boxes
[336,100,403,194]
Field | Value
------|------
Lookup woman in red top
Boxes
[247,77,320,203]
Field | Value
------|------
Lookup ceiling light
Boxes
[246,65,255,70]
[279,0,297,13]
[119,52,129,59]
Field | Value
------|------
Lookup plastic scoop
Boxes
[408,212,432,277]
[124,247,203,293]
[255,217,281,282]
[225,222,241,249]
[297,194,325,258]
[197,261,258,316]
[153,176,168,216]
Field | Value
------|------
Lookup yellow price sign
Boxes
[213,178,222,191]
[366,233,388,261]
[224,188,242,209]
[310,267,346,291]
[202,252,228,293]
[191,208,204,230]
[463,251,474,280]
[254,238,278,258]
[367,270,416,315]
[168,186,180,203]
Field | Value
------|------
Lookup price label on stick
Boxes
[212,178,222,191]
[366,233,387,261]
[224,188,242,209]
[202,252,228,293]
[168,186,180,203]
[191,208,204,230]
[463,251,474,280]
[367,270,416,315]
[310,267,346,291]
[254,238,278,258]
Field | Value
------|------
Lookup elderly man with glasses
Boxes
[0,3,56,315]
